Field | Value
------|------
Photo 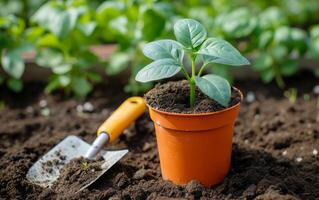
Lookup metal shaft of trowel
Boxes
[84,132,109,159]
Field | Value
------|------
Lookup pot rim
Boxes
[146,86,243,117]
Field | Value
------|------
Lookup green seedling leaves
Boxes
[136,18,249,107]
[142,40,183,61]
[195,74,231,107]
[198,38,250,66]
[174,18,207,49]
[135,59,181,82]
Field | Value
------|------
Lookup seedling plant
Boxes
[136,19,249,107]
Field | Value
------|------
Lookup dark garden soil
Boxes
[51,157,104,194]
[0,72,319,200]
[145,80,242,114]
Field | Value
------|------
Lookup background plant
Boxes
[0,15,33,92]
[1,0,319,96]
[30,0,101,97]
[136,19,249,107]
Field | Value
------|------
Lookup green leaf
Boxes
[7,78,23,92]
[2,51,24,79]
[198,37,250,66]
[174,18,207,49]
[1,43,33,79]
[86,72,102,82]
[45,75,70,93]
[142,8,166,41]
[71,77,92,97]
[253,53,273,71]
[135,59,181,83]
[106,52,130,75]
[274,26,291,45]
[310,25,319,38]
[290,28,307,55]
[36,33,63,49]
[280,61,298,76]
[258,31,273,49]
[35,49,63,67]
[96,1,124,25]
[78,22,96,36]
[258,7,287,30]
[261,68,275,83]
[218,8,257,38]
[271,45,288,60]
[52,64,72,74]
[142,40,183,61]
[195,74,231,107]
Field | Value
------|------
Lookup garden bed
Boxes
[0,72,318,200]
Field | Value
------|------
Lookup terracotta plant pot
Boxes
[148,88,243,187]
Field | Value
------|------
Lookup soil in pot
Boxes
[51,157,104,194]
[145,80,241,114]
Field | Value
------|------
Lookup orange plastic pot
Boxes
[148,88,243,187]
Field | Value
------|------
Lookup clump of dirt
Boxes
[41,151,67,174]
[51,157,104,194]
[145,80,242,114]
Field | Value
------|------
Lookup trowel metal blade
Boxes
[26,135,128,191]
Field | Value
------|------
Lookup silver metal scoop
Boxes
[26,97,146,192]
[26,135,128,190]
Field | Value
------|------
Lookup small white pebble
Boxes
[244,139,249,144]
[313,149,318,155]
[39,100,47,108]
[300,146,304,150]
[246,91,255,103]
[83,102,94,112]
[307,123,312,128]
[76,105,83,113]
[26,106,34,113]
[282,150,287,156]
[313,85,319,95]
[296,157,303,162]
[254,114,260,120]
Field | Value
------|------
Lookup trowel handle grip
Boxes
[97,97,146,143]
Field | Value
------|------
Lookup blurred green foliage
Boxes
[1,0,319,96]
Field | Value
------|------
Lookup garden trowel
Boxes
[26,97,145,191]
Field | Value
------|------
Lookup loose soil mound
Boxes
[51,157,104,194]
[0,72,318,199]
[145,80,241,114]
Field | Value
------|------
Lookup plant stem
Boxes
[189,56,196,107]
[181,67,191,81]
[272,63,285,89]
[198,63,208,76]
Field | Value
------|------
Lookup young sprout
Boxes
[303,94,310,101]
[81,161,89,170]
[135,19,249,107]
[0,101,5,111]
[284,88,297,104]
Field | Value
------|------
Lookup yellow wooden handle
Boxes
[97,97,146,143]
